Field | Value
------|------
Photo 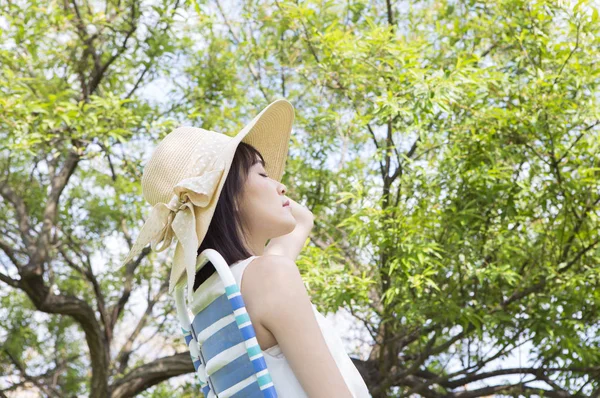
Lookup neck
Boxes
[244,233,268,256]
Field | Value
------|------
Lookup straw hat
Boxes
[119,99,295,296]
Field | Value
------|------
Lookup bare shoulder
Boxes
[246,254,307,324]
[245,255,299,284]
[241,255,354,397]
[241,255,301,305]
[248,254,298,270]
[239,255,301,350]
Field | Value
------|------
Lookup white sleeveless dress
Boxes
[189,255,371,398]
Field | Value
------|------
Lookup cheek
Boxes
[245,176,271,206]
[251,174,272,191]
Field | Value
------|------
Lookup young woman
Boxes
[121,99,370,397]
[192,141,371,397]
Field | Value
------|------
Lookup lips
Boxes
[282,200,290,207]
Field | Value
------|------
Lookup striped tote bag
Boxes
[174,248,278,397]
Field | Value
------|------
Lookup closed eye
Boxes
[260,173,269,178]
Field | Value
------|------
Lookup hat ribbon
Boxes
[120,163,225,299]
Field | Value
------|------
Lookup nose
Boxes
[278,183,286,195]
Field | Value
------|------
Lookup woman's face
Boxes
[237,159,297,254]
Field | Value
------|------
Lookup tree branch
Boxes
[27,149,81,276]
[0,183,34,251]
[113,280,169,374]
[18,277,109,397]
[88,1,139,95]
[110,352,194,398]
[0,237,25,268]
[454,382,575,398]
[108,245,151,334]
[0,271,20,288]
[57,242,111,344]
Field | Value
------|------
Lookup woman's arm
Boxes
[263,197,315,261]
[244,255,354,398]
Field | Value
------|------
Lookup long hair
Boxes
[193,141,265,291]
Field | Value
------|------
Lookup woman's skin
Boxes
[237,159,355,397]
[262,195,316,260]
[238,159,315,258]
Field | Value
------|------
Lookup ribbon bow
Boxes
[120,163,225,299]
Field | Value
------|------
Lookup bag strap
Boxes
[176,285,214,396]
[175,249,230,396]
[177,248,278,397]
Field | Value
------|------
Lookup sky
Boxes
[1,0,596,396]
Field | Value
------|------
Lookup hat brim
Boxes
[169,98,295,292]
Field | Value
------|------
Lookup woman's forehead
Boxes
[254,155,265,166]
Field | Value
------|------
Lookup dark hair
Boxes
[193,141,265,291]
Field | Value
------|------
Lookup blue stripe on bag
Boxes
[178,251,278,397]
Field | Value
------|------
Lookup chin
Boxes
[260,211,296,236]
[280,216,297,234]
[287,218,297,231]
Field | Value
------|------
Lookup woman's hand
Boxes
[286,197,314,228]
[263,197,314,261]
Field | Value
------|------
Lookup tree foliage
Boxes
[0,0,599,397]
